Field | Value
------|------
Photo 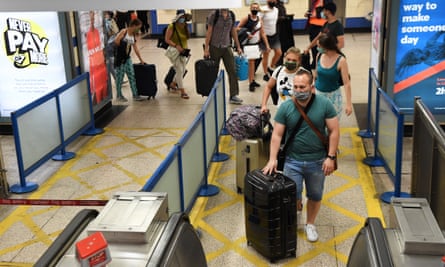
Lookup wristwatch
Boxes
[327,154,337,160]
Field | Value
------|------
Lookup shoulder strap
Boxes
[274,65,284,79]
[230,10,236,24]
[281,95,316,153]
[172,24,183,48]
[214,10,235,25]
[293,97,327,145]
[213,10,219,25]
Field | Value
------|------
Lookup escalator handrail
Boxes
[34,209,99,267]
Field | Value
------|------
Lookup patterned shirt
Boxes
[208,10,236,48]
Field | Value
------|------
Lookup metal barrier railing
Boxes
[359,68,410,203]
[411,97,445,229]
[141,71,228,214]
[9,72,103,194]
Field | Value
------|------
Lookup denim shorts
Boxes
[283,157,326,201]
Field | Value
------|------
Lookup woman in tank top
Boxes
[314,33,352,118]
[237,2,271,92]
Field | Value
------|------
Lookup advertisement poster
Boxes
[393,0,445,114]
[370,0,383,79]
[0,12,67,118]
[78,11,109,105]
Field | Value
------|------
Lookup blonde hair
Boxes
[250,1,261,10]
[285,47,301,58]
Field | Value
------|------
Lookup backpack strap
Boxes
[213,9,235,26]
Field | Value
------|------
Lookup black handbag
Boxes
[277,95,315,171]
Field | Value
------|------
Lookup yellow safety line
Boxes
[189,128,386,266]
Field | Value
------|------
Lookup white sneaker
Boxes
[305,224,319,242]
[133,96,145,101]
[117,96,128,102]
[229,95,243,105]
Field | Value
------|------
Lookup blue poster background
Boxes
[394,0,445,114]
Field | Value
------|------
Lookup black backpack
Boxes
[207,9,235,28]
[157,26,169,49]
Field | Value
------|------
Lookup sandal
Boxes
[168,82,178,91]
[181,93,190,99]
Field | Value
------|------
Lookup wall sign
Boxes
[0,12,67,119]
[393,0,445,114]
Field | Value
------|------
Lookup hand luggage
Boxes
[236,138,269,194]
[235,55,248,81]
[164,66,176,90]
[244,169,297,262]
[164,66,188,91]
[133,63,157,99]
[195,59,218,96]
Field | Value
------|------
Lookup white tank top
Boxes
[260,6,278,36]
[124,33,135,45]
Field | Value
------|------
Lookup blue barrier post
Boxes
[358,68,375,138]
[199,112,219,197]
[363,85,384,167]
[220,73,229,136]
[212,72,229,162]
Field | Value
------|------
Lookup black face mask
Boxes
[251,10,259,16]
[267,1,275,8]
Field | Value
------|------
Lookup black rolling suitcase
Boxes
[164,66,188,90]
[133,63,157,99]
[244,169,296,262]
[195,59,218,96]
[164,66,176,90]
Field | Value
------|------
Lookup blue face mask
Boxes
[177,18,186,23]
[317,47,325,54]
[293,91,311,101]
[320,11,326,19]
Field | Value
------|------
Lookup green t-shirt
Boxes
[274,95,337,161]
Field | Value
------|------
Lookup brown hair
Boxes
[129,18,142,27]
[318,33,344,56]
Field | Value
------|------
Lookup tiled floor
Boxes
[0,33,409,266]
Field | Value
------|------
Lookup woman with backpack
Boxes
[237,2,271,92]
[164,9,192,99]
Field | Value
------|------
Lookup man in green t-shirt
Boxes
[262,68,339,242]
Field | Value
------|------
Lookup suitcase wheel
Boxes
[237,186,242,194]
[147,96,155,100]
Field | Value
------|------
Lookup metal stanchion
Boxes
[0,138,10,198]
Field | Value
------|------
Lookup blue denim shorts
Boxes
[283,157,326,201]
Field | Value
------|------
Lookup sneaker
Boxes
[249,82,256,92]
[263,74,270,82]
[117,96,128,102]
[133,95,145,101]
[252,80,261,87]
[305,224,319,242]
[229,95,243,105]
[268,67,274,76]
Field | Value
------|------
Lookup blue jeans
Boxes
[283,157,326,201]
